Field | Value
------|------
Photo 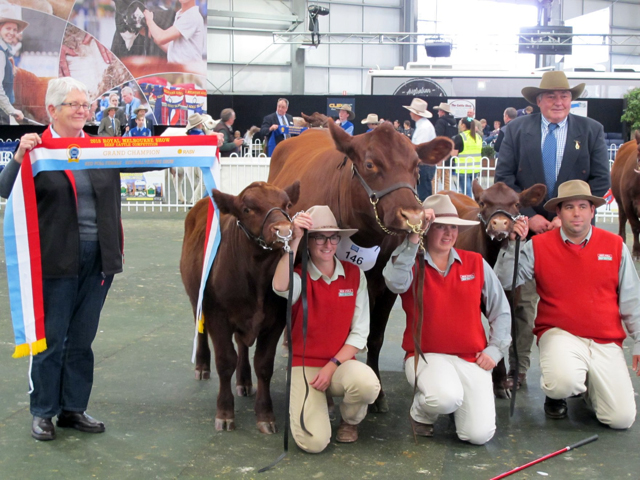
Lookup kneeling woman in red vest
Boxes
[273,205,380,453]
[383,194,511,445]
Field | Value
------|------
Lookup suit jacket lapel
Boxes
[523,115,546,194]
[556,114,581,187]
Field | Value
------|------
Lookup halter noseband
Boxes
[237,207,292,250]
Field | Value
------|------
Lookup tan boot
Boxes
[336,420,358,443]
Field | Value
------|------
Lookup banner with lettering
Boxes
[4,135,220,358]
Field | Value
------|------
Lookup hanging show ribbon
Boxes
[4,134,220,359]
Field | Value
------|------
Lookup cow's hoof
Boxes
[236,385,256,397]
[369,395,389,414]
[257,421,278,434]
[195,369,210,380]
[494,387,510,400]
[215,418,235,431]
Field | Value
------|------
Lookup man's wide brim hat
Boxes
[543,180,606,212]
[423,194,479,230]
[104,105,118,113]
[361,113,380,125]
[521,71,585,105]
[433,102,451,113]
[338,104,355,120]
[186,113,204,131]
[133,106,149,115]
[0,5,29,32]
[403,98,433,118]
[306,205,357,237]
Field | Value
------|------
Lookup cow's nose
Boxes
[400,208,424,226]
[490,217,509,231]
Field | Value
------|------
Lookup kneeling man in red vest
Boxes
[497,180,640,427]
[383,195,512,445]
[273,206,380,453]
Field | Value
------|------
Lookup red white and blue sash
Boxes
[4,135,221,359]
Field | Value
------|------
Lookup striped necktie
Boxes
[542,123,558,196]
[111,119,115,133]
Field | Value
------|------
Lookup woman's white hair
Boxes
[45,77,90,122]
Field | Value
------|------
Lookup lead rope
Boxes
[298,230,313,436]
[509,234,521,417]
[259,229,296,473]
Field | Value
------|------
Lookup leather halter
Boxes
[236,207,291,250]
[477,209,518,226]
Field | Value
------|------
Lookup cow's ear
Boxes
[416,137,453,166]
[329,118,353,154]
[211,190,238,216]
[301,112,312,123]
[519,183,547,208]
[284,180,301,205]
[472,178,484,203]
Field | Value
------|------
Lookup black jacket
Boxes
[494,113,610,220]
[260,112,293,144]
[434,114,458,139]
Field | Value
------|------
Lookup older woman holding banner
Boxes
[0,77,123,441]
[382,194,511,445]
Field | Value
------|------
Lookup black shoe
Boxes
[57,411,105,433]
[544,397,568,419]
[32,416,56,441]
[505,371,527,390]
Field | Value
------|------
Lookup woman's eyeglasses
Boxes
[310,234,341,245]
[59,102,91,112]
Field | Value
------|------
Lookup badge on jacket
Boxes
[339,289,354,297]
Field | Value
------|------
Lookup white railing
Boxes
[0,145,624,220]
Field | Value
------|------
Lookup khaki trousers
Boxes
[539,328,636,429]
[290,361,380,453]
[508,278,538,372]
[405,354,496,445]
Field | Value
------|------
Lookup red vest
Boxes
[532,228,625,346]
[291,260,360,367]
[400,250,486,362]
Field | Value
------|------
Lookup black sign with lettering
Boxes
[393,79,447,97]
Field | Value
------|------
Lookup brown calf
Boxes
[611,131,640,259]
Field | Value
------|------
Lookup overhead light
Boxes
[424,35,452,58]
[308,5,329,46]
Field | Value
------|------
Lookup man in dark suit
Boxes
[494,71,610,415]
[97,106,121,137]
[260,98,293,155]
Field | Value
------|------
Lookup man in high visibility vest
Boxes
[455,117,483,198]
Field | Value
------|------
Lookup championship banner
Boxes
[4,135,221,359]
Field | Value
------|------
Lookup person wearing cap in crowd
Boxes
[124,115,151,137]
[272,206,380,453]
[97,105,120,137]
[128,105,156,131]
[335,104,355,135]
[361,113,380,133]
[433,102,457,191]
[494,71,610,400]
[213,108,244,157]
[403,98,436,201]
[0,5,27,123]
[383,194,511,444]
[495,180,639,427]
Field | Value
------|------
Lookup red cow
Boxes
[611,131,640,259]
[180,181,300,433]
[268,120,453,411]
[445,179,546,398]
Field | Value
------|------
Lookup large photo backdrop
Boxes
[1,0,206,126]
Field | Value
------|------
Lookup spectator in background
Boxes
[454,117,483,198]
[214,108,244,157]
[124,116,151,137]
[403,98,436,201]
[493,107,517,154]
[393,119,401,132]
[0,5,28,123]
[335,105,355,135]
[517,105,534,117]
[261,98,293,155]
[433,102,458,191]
[234,130,241,140]
[118,86,141,122]
[128,106,156,131]
[484,120,502,146]
[361,113,380,133]
[480,119,492,138]
[97,105,120,137]
[402,120,413,138]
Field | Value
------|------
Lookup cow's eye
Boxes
[365,161,374,170]
[287,202,292,210]
[243,207,250,214]
[478,201,484,207]
[515,203,520,209]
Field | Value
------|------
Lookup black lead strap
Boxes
[509,235,521,417]
[298,230,313,436]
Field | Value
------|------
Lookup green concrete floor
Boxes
[0,211,639,479]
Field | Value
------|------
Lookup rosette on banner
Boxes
[4,135,221,359]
